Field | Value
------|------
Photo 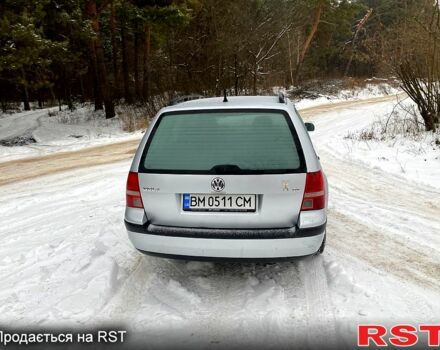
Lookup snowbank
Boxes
[294,82,401,109]
[0,106,143,162]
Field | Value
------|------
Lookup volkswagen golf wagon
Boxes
[125,94,327,260]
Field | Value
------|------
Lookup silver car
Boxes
[125,94,327,260]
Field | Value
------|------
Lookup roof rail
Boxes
[168,94,204,106]
[278,91,286,104]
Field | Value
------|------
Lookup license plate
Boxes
[183,194,256,212]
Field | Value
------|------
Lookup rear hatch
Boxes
[138,109,307,229]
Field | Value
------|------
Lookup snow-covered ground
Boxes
[0,106,142,162]
[292,82,401,109]
[0,94,439,349]
[325,98,440,190]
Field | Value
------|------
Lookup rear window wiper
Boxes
[210,164,243,174]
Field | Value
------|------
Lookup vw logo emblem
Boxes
[211,177,225,192]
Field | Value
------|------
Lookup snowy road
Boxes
[0,139,139,186]
[0,96,439,349]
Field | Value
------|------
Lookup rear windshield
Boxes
[140,110,306,174]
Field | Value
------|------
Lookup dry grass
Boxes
[345,100,439,145]
[117,95,169,132]
[287,77,400,100]
[116,105,150,132]
[341,77,400,91]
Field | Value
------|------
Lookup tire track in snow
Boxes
[98,257,317,349]
[321,151,440,221]
[0,139,139,186]
[328,209,440,292]
[320,151,440,291]
[299,257,338,349]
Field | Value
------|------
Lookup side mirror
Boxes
[305,122,315,132]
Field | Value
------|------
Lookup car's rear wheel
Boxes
[315,232,326,255]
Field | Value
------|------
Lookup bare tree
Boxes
[293,0,325,84]
[248,24,291,94]
[394,1,440,132]
[344,8,373,77]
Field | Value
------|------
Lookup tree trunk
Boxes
[294,2,324,84]
[104,98,115,119]
[22,87,30,111]
[49,86,56,107]
[21,67,30,111]
[110,1,118,87]
[142,25,151,102]
[216,56,224,96]
[86,0,115,118]
[88,16,103,110]
[79,75,85,103]
[97,46,115,118]
[287,31,294,87]
[91,57,103,111]
[134,22,140,100]
[421,110,436,132]
[121,23,132,104]
[234,54,239,96]
[66,84,73,111]
[252,62,257,95]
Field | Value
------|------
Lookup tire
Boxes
[315,232,326,255]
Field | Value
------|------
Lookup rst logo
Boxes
[358,324,440,347]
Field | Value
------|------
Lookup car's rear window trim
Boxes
[138,108,307,175]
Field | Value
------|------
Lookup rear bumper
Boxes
[125,221,325,259]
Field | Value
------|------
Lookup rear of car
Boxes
[125,96,327,260]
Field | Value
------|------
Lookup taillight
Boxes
[301,170,326,211]
[126,172,143,208]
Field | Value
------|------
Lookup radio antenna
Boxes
[223,89,228,102]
